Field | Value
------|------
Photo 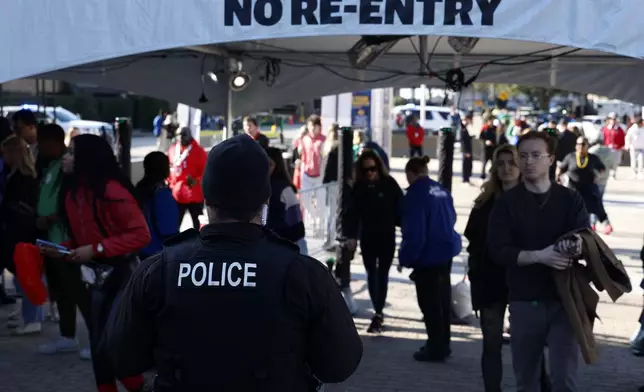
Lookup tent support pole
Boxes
[225,87,233,140]
[419,36,428,74]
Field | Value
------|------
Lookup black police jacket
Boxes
[103,222,362,391]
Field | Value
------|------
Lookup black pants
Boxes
[413,263,451,355]
[579,188,608,223]
[178,202,203,230]
[44,259,91,338]
[409,145,423,157]
[481,149,494,179]
[360,234,395,315]
[462,155,473,182]
[90,285,129,387]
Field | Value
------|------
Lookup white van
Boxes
[391,104,455,134]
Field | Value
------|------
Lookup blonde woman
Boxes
[0,134,42,335]
[464,144,550,391]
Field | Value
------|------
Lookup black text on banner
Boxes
[224,0,502,27]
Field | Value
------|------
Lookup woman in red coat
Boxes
[56,134,151,392]
[167,127,207,230]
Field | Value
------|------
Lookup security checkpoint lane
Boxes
[2,157,644,392]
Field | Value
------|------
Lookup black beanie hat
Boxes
[202,134,271,218]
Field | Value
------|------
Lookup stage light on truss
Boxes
[229,61,250,92]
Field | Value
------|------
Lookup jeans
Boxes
[360,234,395,314]
[13,276,44,324]
[510,301,578,392]
[481,302,551,392]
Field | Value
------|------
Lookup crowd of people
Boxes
[0,105,640,391]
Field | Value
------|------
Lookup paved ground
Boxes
[2,157,644,391]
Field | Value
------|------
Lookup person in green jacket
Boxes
[35,124,91,359]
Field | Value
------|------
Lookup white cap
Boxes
[493,119,501,127]
[607,112,617,119]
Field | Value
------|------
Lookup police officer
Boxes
[104,134,363,391]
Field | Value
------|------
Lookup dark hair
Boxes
[59,134,136,219]
[0,117,12,143]
[405,156,430,174]
[517,131,557,155]
[307,114,322,127]
[12,109,37,126]
[135,151,170,206]
[265,147,296,192]
[354,149,388,184]
[243,116,257,127]
[37,123,66,144]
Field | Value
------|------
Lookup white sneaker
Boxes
[79,347,92,360]
[11,322,42,336]
[342,288,359,315]
[38,337,80,354]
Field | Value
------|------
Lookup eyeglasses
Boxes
[362,166,377,173]
[519,153,550,162]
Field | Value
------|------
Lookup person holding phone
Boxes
[46,134,151,392]
[35,124,92,358]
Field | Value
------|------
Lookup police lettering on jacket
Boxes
[224,0,502,27]
[177,262,257,287]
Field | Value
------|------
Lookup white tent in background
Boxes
[1,0,643,115]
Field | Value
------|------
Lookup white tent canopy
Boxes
[2,0,643,113]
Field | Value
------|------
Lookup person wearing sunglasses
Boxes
[345,150,403,333]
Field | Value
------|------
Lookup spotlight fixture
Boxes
[447,37,479,55]
[229,61,250,92]
[198,92,208,104]
[348,35,409,69]
[207,71,218,83]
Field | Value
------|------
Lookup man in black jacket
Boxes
[487,132,589,392]
[104,134,362,391]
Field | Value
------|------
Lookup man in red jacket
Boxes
[406,115,424,157]
[601,112,626,179]
[168,127,208,230]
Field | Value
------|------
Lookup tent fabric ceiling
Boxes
[1,0,642,85]
[40,43,644,115]
[2,1,643,113]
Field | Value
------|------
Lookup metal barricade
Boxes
[299,182,339,256]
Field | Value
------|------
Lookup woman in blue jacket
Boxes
[399,156,461,363]
[135,151,179,259]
